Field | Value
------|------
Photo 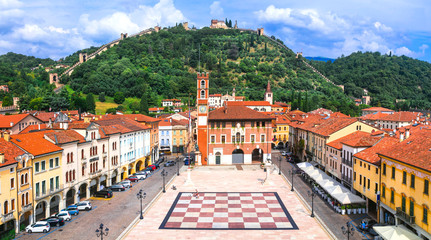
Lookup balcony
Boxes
[22,203,32,213]
[49,184,64,194]
[342,158,353,167]
[341,175,352,184]
[2,212,14,222]
[396,207,416,225]
[81,157,87,165]
[102,152,107,157]
[89,169,102,176]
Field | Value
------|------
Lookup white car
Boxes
[134,173,147,180]
[76,201,92,211]
[53,211,72,221]
[26,221,50,233]
[119,180,132,188]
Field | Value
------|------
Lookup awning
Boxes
[373,225,421,240]
[332,192,366,204]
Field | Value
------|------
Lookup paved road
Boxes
[273,149,371,240]
[16,156,184,240]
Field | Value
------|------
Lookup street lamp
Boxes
[136,189,146,219]
[161,169,168,193]
[288,169,294,192]
[307,188,317,218]
[341,221,355,240]
[278,156,282,175]
[176,157,180,176]
[95,223,109,240]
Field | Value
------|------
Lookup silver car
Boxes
[119,180,132,188]
[76,201,92,211]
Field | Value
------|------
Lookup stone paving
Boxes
[124,165,331,240]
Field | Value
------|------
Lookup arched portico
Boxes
[35,201,47,221]
[65,188,76,206]
[49,195,61,214]
[232,149,244,164]
[252,148,264,163]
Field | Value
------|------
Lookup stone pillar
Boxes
[97,178,101,191]
[30,213,34,224]
[86,185,91,199]
[46,202,50,218]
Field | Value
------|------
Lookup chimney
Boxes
[60,122,63,129]
[10,122,13,127]
[64,122,68,130]
[3,131,10,142]
[38,123,40,130]
[406,128,410,139]
[400,132,404,142]
[0,153,4,163]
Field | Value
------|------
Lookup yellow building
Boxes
[273,115,290,148]
[352,137,398,219]
[172,119,189,154]
[378,128,431,239]
[11,131,64,222]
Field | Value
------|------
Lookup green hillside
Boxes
[309,52,431,110]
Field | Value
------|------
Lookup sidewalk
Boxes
[278,160,370,240]
[123,165,330,240]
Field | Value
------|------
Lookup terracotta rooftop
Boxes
[68,122,91,129]
[226,101,271,106]
[209,94,222,97]
[11,131,63,157]
[99,125,123,135]
[209,105,273,120]
[275,116,291,124]
[354,137,399,165]
[360,111,391,121]
[378,128,431,172]
[33,112,57,122]
[45,130,86,144]
[0,114,31,128]
[61,110,79,115]
[362,107,394,112]
[162,99,181,102]
[309,108,333,115]
[149,107,164,111]
[99,114,160,123]
[379,111,422,122]
[0,138,23,168]
[95,117,150,133]
[159,119,172,127]
[295,116,359,137]
[274,102,289,107]
[327,131,381,150]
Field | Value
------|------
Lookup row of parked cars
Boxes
[25,201,93,233]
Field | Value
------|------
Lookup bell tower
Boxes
[264,80,273,105]
[197,72,209,165]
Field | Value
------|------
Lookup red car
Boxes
[148,165,156,170]
[128,176,139,182]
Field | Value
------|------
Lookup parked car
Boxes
[26,221,50,233]
[53,211,71,221]
[76,201,92,211]
[109,184,126,191]
[42,217,64,227]
[164,160,175,167]
[154,163,160,169]
[119,180,132,188]
[148,165,156,170]
[144,166,154,172]
[61,205,79,216]
[94,189,113,198]
[134,172,147,180]
[128,176,139,182]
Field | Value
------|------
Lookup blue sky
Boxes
[1,0,430,62]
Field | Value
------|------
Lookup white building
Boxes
[159,118,173,153]
[208,94,222,108]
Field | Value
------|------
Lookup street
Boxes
[16,155,184,240]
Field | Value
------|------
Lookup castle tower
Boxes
[197,72,209,165]
[264,81,273,105]
[79,53,87,63]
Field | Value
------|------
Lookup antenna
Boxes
[198,44,201,73]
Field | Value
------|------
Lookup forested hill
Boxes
[309,52,431,110]
[61,25,359,115]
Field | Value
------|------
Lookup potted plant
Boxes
[346,205,352,214]
[341,205,346,215]
[362,206,366,213]
[358,206,362,214]
[352,205,357,214]
[260,163,265,169]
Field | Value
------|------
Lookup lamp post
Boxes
[176,157,179,176]
[307,188,317,217]
[288,169,294,191]
[341,221,355,240]
[136,189,146,219]
[278,156,282,175]
[95,223,109,240]
[161,169,168,193]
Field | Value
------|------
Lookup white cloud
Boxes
[374,22,392,32]
[210,1,224,18]
[0,0,22,10]
[420,44,429,54]
[80,12,140,37]
[394,46,413,56]
[131,0,186,28]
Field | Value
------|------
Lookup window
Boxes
[424,207,428,224]
[262,122,265,127]
[222,122,226,128]
[50,158,54,168]
[211,122,215,128]
[55,157,59,167]
[410,199,415,216]
[221,135,225,143]
[403,171,407,184]
[251,121,255,127]
[10,178,14,189]
[402,195,406,212]
[11,199,14,211]
[375,183,378,194]
[251,135,255,142]
[425,180,429,195]
[211,136,215,143]
[411,174,415,189]
[216,122,220,128]
[383,163,386,175]
[42,180,46,194]
[261,134,265,142]
[376,167,378,174]
[360,175,362,185]
[391,189,395,203]
[36,183,40,197]
[50,178,54,192]
[56,176,59,189]
[4,201,8,214]
[35,162,40,173]
[200,90,205,99]
[236,133,240,143]
[382,185,386,198]
[368,179,370,189]
[391,167,395,179]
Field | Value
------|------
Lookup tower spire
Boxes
[266,80,271,92]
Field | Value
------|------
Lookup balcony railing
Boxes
[22,203,32,213]
[396,207,416,225]
[2,212,14,222]
[341,175,352,184]
[89,169,102,176]
[342,158,353,167]
[49,184,64,194]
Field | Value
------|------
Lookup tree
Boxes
[140,93,149,114]
[86,93,96,113]
[99,92,106,102]
[2,95,13,107]
[113,92,125,104]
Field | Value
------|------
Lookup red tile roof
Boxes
[209,94,222,97]
[0,114,31,128]
[95,117,150,133]
[149,107,164,111]
[362,107,394,112]
[378,129,431,171]
[0,138,23,168]
[61,110,79,115]
[208,105,274,120]
[360,112,391,121]
[99,125,123,135]
[11,131,63,156]
[379,111,422,122]
[326,131,379,149]
[354,137,399,165]
[33,112,57,122]
[68,122,91,129]
[45,130,85,144]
